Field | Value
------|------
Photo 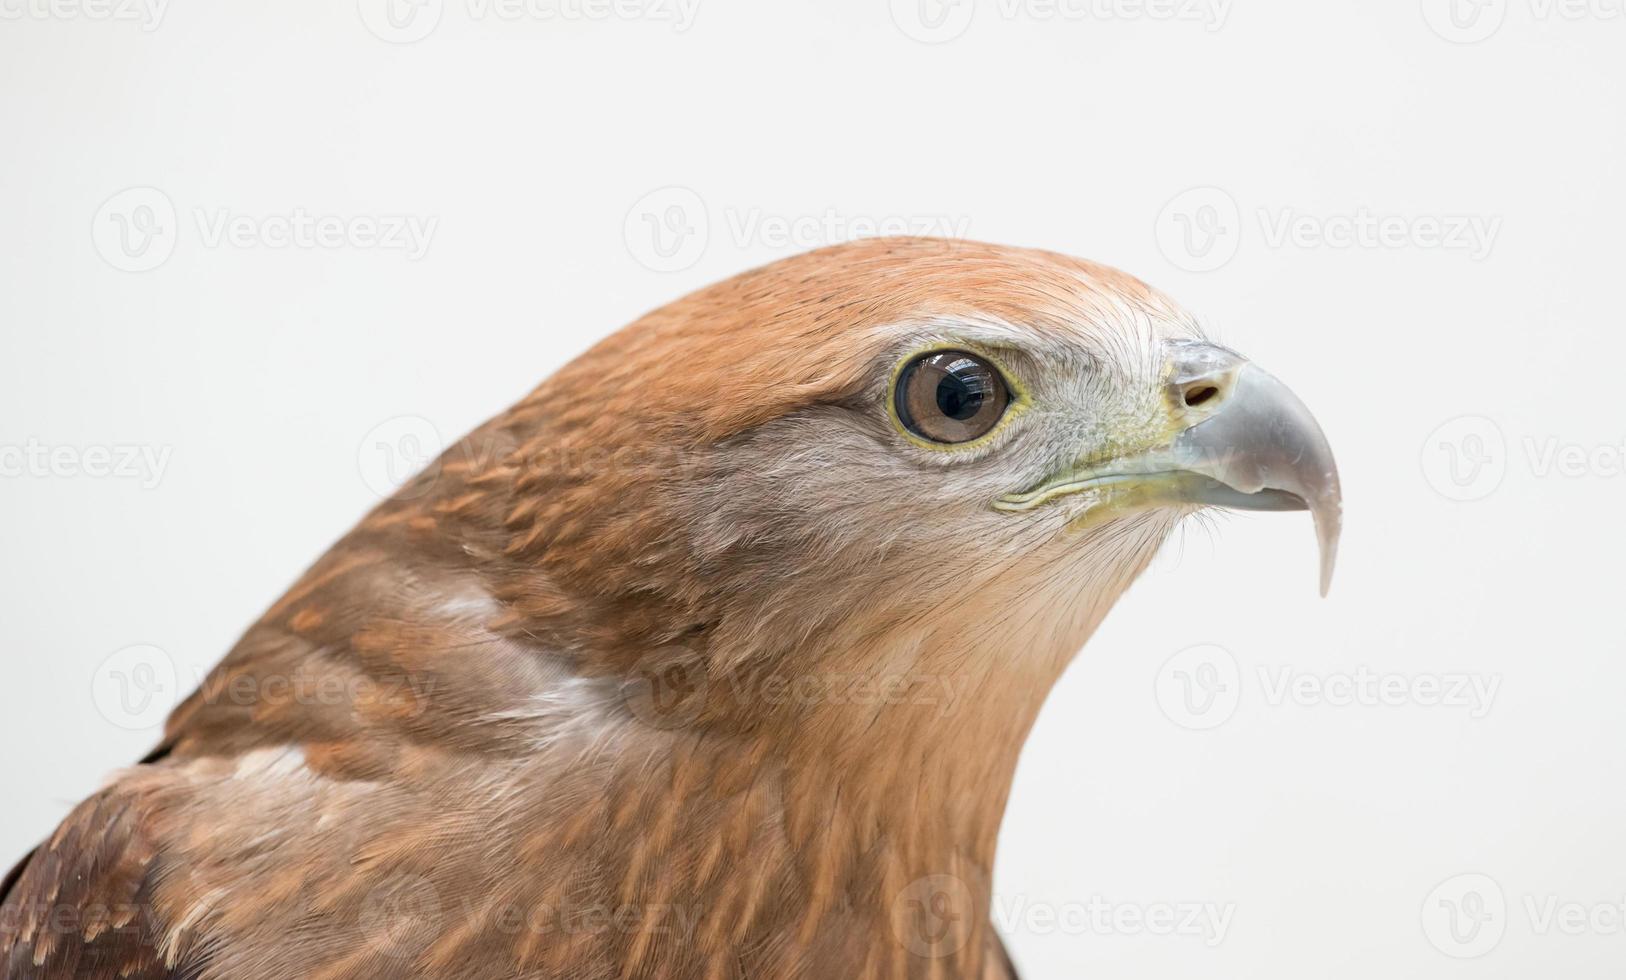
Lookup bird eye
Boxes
[894,350,1012,445]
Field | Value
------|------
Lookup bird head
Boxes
[468,237,1338,754]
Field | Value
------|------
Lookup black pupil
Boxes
[935,360,988,420]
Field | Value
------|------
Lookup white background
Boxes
[2,0,1622,976]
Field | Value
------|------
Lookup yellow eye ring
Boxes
[887,345,1030,452]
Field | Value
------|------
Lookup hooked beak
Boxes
[994,343,1343,596]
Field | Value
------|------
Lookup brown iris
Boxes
[894,350,1011,445]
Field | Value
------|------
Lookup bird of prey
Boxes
[1,237,1340,979]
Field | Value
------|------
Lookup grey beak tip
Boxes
[1313,494,1342,598]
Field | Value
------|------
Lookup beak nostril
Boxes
[1182,384,1222,409]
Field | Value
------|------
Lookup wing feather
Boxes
[1,787,185,980]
